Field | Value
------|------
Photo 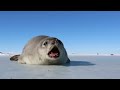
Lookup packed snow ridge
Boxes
[0,52,16,56]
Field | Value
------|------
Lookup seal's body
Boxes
[10,35,70,65]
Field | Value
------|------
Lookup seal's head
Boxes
[38,37,68,64]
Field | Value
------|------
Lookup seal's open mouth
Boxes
[48,46,60,58]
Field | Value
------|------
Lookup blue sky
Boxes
[0,11,120,54]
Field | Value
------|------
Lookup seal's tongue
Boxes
[49,52,58,57]
[48,46,60,58]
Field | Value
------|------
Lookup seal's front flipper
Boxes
[10,55,20,61]
[66,58,70,63]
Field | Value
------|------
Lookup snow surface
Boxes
[0,55,120,79]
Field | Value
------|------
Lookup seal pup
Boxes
[10,35,70,65]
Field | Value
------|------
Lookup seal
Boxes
[10,35,70,65]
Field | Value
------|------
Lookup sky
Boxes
[0,11,120,55]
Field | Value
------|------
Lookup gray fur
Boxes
[10,35,70,65]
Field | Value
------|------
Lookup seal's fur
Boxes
[10,35,70,65]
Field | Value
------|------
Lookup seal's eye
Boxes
[43,41,48,46]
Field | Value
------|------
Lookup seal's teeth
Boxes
[56,53,58,56]
[49,52,59,58]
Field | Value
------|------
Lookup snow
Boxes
[0,53,10,56]
[0,52,15,56]
[0,55,120,79]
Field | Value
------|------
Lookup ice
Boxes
[0,55,120,79]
